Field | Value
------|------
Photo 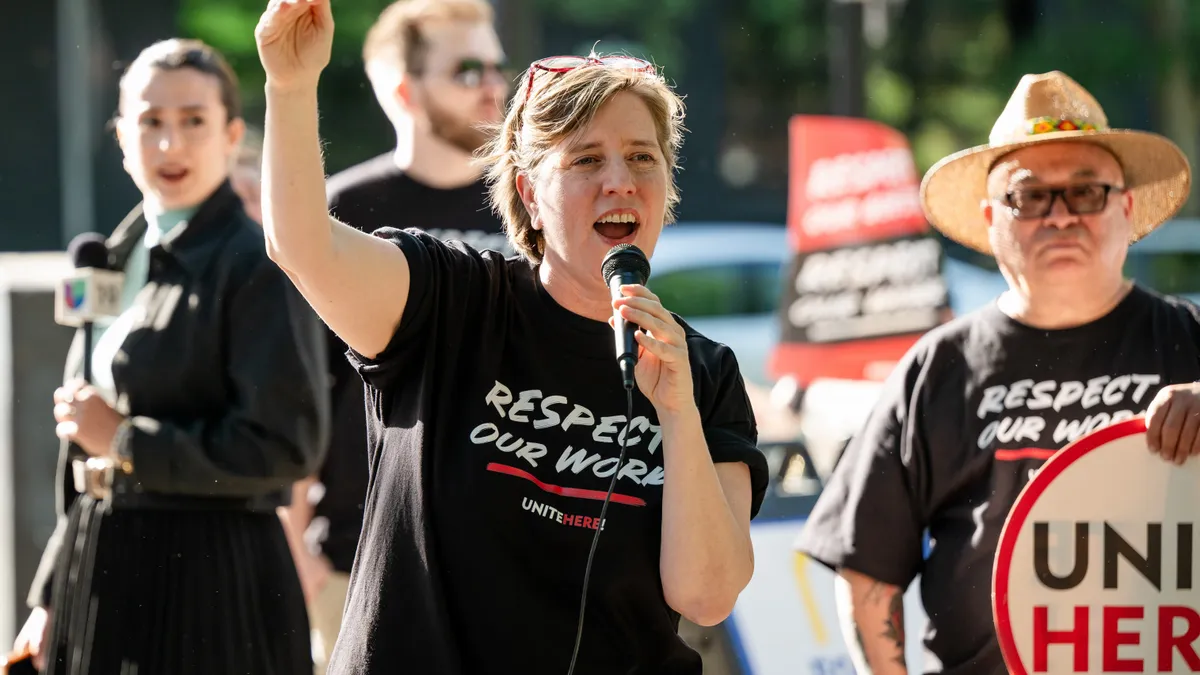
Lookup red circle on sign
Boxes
[992,416,1149,675]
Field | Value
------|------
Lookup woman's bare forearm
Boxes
[261,85,333,271]
[658,408,755,626]
[260,84,410,357]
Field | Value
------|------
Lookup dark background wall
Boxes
[0,0,179,252]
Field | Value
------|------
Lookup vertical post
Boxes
[1154,0,1197,216]
[828,0,865,117]
[493,0,541,76]
[0,282,11,675]
[57,0,96,244]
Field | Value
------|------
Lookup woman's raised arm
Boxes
[255,0,409,358]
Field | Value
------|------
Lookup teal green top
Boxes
[90,206,197,402]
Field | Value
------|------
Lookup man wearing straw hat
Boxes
[796,71,1200,674]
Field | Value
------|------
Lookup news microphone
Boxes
[601,244,651,391]
[56,233,123,384]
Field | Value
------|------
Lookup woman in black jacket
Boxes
[12,38,329,674]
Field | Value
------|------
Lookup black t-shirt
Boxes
[797,285,1200,675]
[327,152,513,255]
[328,228,769,675]
[314,155,511,572]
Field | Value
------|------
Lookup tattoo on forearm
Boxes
[882,591,906,665]
[865,580,888,604]
[853,580,907,669]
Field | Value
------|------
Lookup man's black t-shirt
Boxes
[328,152,513,254]
[315,155,511,573]
[797,286,1200,675]
[327,228,770,675]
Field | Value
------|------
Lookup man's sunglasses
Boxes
[447,58,511,88]
[1000,182,1124,220]
[523,55,657,102]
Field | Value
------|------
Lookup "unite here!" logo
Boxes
[994,418,1200,674]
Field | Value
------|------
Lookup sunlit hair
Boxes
[116,38,241,123]
[479,56,686,263]
[363,0,494,111]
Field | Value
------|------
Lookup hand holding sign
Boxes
[1145,382,1200,465]
[994,417,1200,675]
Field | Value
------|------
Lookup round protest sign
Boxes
[993,417,1200,675]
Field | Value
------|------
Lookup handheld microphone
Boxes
[56,233,123,384]
[601,244,651,391]
[568,244,649,675]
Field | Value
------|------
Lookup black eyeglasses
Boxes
[1000,182,1124,220]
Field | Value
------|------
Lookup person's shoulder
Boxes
[675,316,747,377]
[369,224,517,273]
[863,308,997,394]
[914,306,994,352]
[1132,283,1200,325]
[221,213,282,277]
[194,214,302,312]
[326,153,403,201]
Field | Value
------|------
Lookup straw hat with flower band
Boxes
[919,70,1192,255]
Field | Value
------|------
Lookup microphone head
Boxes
[601,243,651,286]
[67,233,110,270]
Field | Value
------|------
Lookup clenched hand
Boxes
[255,0,335,91]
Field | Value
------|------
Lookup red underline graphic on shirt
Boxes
[486,462,647,507]
[994,447,1057,462]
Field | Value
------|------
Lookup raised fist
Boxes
[255,0,334,90]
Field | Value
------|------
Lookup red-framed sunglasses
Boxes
[523,55,657,102]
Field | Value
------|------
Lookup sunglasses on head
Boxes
[523,55,657,103]
[1000,182,1124,220]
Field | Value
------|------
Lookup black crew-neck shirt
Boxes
[798,286,1200,674]
[315,155,511,572]
[327,228,769,674]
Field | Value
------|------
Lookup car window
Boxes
[649,262,784,318]
[1125,251,1200,300]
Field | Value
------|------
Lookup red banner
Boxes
[786,116,929,252]
[771,116,949,386]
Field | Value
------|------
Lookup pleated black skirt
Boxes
[44,495,312,675]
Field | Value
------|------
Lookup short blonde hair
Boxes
[481,60,686,262]
[363,0,493,76]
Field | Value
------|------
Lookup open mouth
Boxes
[594,211,640,244]
[157,167,190,185]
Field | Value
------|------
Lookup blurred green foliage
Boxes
[534,0,697,77]
[178,0,1200,226]
[180,0,404,171]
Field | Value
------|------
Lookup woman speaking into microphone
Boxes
[13,37,329,674]
[255,1,767,673]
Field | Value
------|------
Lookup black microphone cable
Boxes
[565,378,635,675]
